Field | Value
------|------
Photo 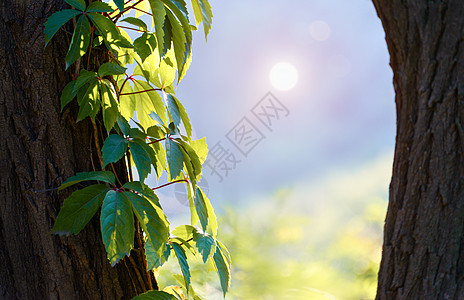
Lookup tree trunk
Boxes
[0,1,153,299]
[374,1,464,299]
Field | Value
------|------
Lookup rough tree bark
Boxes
[0,1,154,299]
[374,1,464,299]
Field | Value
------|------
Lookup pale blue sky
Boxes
[152,0,396,215]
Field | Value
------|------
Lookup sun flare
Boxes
[269,62,299,91]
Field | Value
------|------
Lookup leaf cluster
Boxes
[45,0,229,298]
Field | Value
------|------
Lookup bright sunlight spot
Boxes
[269,62,299,91]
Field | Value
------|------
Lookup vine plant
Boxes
[45,0,230,298]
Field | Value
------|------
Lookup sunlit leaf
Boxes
[194,186,217,236]
[73,69,97,93]
[148,0,167,59]
[190,137,208,164]
[134,33,158,63]
[88,12,133,54]
[77,79,100,121]
[121,17,148,31]
[191,0,213,39]
[101,80,119,131]
[213,240,231,296]
[172,225,196,240]
[165,10,188,78]
[172,242,191,287]
[98,62,127,77]
[118,79,136,121]
[52,184,109,235]
[65,15,91,69]
[134,80,167,129]
[44,9,82,46]
[193,231,216,263]
[59,171,115,190]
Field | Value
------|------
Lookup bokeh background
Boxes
[147,0,395,299]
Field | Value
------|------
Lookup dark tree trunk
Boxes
[374,1,464,299]
[0,1,154,299]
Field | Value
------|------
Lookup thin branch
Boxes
[152,179,188,191]
[119,88,162,96]
[148,137,166,145]
[117,25,148,33]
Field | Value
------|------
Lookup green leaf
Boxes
[165,138,184,180]
[172,242,191,287]
[130,127,148,140]
[166,94,181,128]
[98,62,127,77]
[151,141,167,182]
[148,0,167,59]
[101,190,134,266]
[60,80,78,111]
[102,134,129,167]
[157,54,176,88]
[121,17,148,32]
[134,33,158,63]
[172,225,196,240]
[129,139,155,181]
[88,12,133,53]
[169,94,192,140]
[52,184,109,235]
[165,10,189,79]
[65,0,86,11]
[44,9,82,46]
[193,231,216,263]
[59,171,115,190]
[101,79,119,131]
[113,0,125,14]
[213,241,231,297]
[191,0,213,39]
[146,241,170,269]
[190,137,208,164]
[134,80,167,128]
[124,191,170,256]
[118,79,136,121]
[65,15,90,69]
[77,79,100,121]
[117,115,131,136]
[132,290,177,300]
[123,181,161,208]
[147,126,166,139]
[86,1,114,13]
[194,186,217,236]
[73,69,98,93]
[178,139,201,182]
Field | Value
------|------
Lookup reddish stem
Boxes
[119,88,162,96]
[152,179,188,191]
[148,137,166,144]
[117,25,147,33]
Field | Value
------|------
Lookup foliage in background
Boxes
[158,156,389,299]
[45,0,230,298]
